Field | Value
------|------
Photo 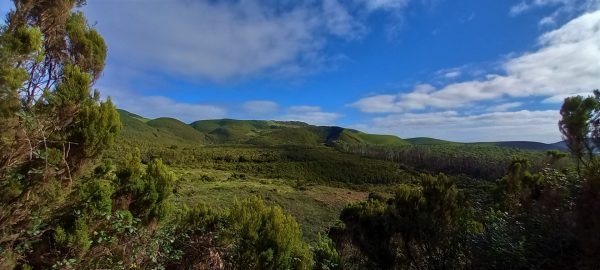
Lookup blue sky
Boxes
[2,0,600,142]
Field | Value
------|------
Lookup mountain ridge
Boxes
[117,109,567,151]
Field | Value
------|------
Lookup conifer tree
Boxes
[0,0,120,267]
[559,91,600,269]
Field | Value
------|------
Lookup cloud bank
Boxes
[351,10,600,113]
[350,10,600,142]
[85,0,410,82]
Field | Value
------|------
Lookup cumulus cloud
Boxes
[323,0,367,39]
[510,0,571,16]
[278,106,342,125]
[541,92,596,103]
[356,110,561,142]
[351,10,600,113]
[510,0,600,27]
[242,100,280,115]
[85,1,323,82]
[83,0,412,83]
[102,87,227,123]
[359,0,409,11]
[486,102,523,112]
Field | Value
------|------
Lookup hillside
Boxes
[118,109,564,152]
[471,141,568,151]
[117,109,203,146]
[190,119,308,143]
[147,117,207,142]
[406,137,460,145]
[118,109,408,147]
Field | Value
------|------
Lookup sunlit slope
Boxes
[119,109,409,146]
[118,109,562,150]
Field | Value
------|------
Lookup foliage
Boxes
[115,148,175,224]
[312,234,341,270]
[559,90,600,269]
[0,1,121,267]
[336,142,552,181]
[228,196,313,270]
[333,174,469,269]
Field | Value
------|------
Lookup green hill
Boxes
[248,126,409,146]
[407,137,461,145]
[190,119,308,143]
[118,109,561,152]
[471,141,566,151]
[118,108,411,147]
[343,129,409,146]
[147,117,206,142]
[247,126,329,146]
[117,109,201,146]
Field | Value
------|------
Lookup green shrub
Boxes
[229,196,313,270]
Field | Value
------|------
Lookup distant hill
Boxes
[147,118,207,142]
[551,140,599,153]
[117,109,564,151]
[248,126,409,146]
[406,137,460,145]
[471,141,568,151]
[117,109,204,145]
[190,119,308,143]
[405,136,568,151]
[118,109,408,147]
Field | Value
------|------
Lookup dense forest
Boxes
[1,1,600,269]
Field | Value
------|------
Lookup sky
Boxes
[2,0,600,143]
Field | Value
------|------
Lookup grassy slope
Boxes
[406,137,461,145]
[117,109,199,146]
[344,129,409,146]
[146,118,206,143]
[190,119,308,144]
[173,167,368,242]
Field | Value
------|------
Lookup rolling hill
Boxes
[117,109,565,151]
[406,136,568,151]
[473,141,569,151]
[118,109,409,147]
[406,137,461,145]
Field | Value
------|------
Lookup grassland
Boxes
[172,167,368,242]
[112,108,564,243]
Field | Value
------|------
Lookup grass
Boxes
[146,117,206,142]
[172,167,368,242]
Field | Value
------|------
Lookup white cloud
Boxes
[443,70,461,79]
[351,10,600,113]
[85,1,325,82]
[486,102,523,112]
[242,100,280,115]
[510,1,533,16]
[359,0,409,11]
[357,110,561,142]
[102,87,227,123]
[510,0,597,16]
[83,0,412,83]
[278,106,342,125]
[541,91,596,103]
[323,0,367,39]
[509,0,600,27]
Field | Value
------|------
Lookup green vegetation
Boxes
[1,0,599,269]
[121,110,410,147]
[172,167,368,241]
[406,137,461,145]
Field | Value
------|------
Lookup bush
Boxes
[229,196,313,270]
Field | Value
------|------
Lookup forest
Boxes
[1,1,600,269]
